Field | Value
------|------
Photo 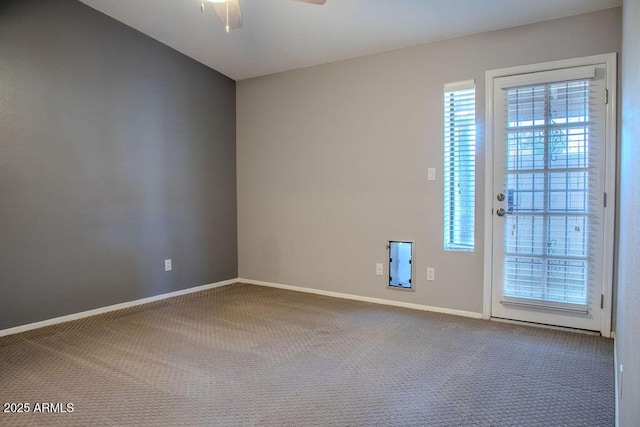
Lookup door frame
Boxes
[483,53,617,337]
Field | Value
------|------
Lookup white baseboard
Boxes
[239,278,483,319]
[1,277,484,338]
[614,337,619,427]
[0,278,238,338]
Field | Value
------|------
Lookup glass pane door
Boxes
[491,64,608,331]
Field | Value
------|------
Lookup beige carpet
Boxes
[0,283,614,426]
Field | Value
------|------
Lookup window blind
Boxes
[444,80,476,251]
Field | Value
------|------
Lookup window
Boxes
[444,80,476,251]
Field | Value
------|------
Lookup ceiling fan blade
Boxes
[213,0,243,31]
[293,0,327,4]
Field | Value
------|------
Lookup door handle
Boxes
[496,208,511,217]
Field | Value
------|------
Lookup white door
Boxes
[490,59,614,332]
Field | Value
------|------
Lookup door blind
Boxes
[502,78,599,307]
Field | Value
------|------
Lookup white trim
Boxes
[614,339,619,427]
[600,52,617,339]
[483,53,617,336]
[483,66,495,320]
[484,53,615,79]
[0,278,237,338]
[239,278,483,319]
[497,64,596,89]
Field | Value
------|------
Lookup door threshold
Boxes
[490,316,602,336]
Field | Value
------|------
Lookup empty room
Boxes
[1,0,639,425]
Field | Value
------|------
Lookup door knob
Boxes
[496,208,507,217]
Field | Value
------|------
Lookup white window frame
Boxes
[483,53,617,337]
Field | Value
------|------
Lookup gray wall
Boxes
[237,8,621,314]
[0,0,237,330]
[616,1,640,424]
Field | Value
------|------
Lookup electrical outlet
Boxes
[376,263,384,276]
[428,168,436,181]
[165,259,172,272]
[427,267,435,281]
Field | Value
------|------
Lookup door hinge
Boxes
[604,192,607,208]
[605,88,609,105]
[601,294,604,309]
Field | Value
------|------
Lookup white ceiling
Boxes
[79,0,621,81]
